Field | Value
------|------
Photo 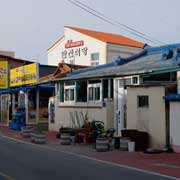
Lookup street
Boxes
[0,136,176,180]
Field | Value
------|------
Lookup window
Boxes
[91,61,99,66]
[64,82,76,102]
[59,82,64,102]
[91,53,99,61]
[137,96,149,108]
[132,76,138,85]
[91,53,99,66]
[88,81,101,101]
[103,79,108,99]
[76,81,87,102]
[55,83,60,96]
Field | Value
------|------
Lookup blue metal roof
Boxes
[60,43,180,81]
[64,43,180,80]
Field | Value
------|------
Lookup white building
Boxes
[47,26,146,66]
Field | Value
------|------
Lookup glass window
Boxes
[60,82,64,102]
[64,82,76,102]
[137,96,149,108]
[70,89,74,101]
[89,87,94,101]
[65,89,69,101]
[88,82,101,101]
[95,87,100,100]
[91,53,99,66]
[132,76,138,84]
[91,53,99,61]
[91,62,99,66]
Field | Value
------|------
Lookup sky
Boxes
[0,0,180,64]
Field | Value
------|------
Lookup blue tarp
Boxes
[163,94,180,101]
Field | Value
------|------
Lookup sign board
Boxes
[10,63,38,87]
[65,40,84,48]
[0,61,8,89]
[62,40,88,60]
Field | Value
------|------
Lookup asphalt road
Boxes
[0,136,176,180]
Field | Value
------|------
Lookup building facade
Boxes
[50,43,180,150]
[47,26,145,66]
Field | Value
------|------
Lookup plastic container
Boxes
[120,138,130,151]
[128,141,135,152]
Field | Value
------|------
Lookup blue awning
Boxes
[163,94,180,101]
[0,89,11,94]
[0,83,55,94]
[38,83,55,89]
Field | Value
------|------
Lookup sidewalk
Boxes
[0,126,180,179]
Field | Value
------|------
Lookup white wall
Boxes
[127,86,166,149]
[170,102,180,153]
[49,97,113,132]
[47,27,144,66]
[47,36,65,66]
[107,44,142,63]
[47,27,106,66]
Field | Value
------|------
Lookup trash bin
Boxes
[128,141,135,152]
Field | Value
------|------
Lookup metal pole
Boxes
[36,88,39,124]
[25,91,28,125]
[108,79,111,98]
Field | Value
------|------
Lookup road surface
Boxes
[0,136,176,180]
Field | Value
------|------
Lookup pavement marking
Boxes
[0,134,179,180]
[0,171,16,180]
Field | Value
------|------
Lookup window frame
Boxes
[64,82,76,103]
[87,82,102,102]
[90,52,100,66]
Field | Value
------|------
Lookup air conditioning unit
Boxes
[131,75,142,85]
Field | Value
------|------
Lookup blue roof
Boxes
[67,43,180,77]
[61,43,180,80]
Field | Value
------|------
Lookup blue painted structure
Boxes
[10,107,26,130]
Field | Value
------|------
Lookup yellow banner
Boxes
[10,63,38,87]
[0,61,8,89]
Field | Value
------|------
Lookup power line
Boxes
[74,0,165,45]
[67,0,166,45]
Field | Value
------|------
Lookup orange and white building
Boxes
[47,26,146,66]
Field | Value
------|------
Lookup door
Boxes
[0,94,10,125]
[48,97,55,124]
[114,79,127,135]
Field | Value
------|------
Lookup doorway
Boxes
[114,78,130,135]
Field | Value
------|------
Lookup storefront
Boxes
[0,61,9,125]
[0,83,54,127]
[0,62,55,128]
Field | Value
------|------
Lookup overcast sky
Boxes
[0,0,179,64]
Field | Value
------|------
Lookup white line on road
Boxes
[0,134,179,180]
